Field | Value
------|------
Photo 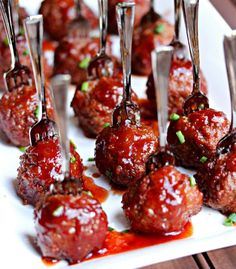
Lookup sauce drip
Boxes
[42,257,59,266]
[82,175,109,203]
[92,172,101,178]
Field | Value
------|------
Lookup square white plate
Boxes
[0,1,235,269]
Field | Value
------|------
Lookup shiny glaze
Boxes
[39,0,98,40]
[54,37,113,85]
[107,0,151,34]
[123,165,202,233]
[146,56,208,116]
[132,19,174,76]
[35,192,108,264]
[17,138,83,206]
[71,76,137,138]
[196,143,236,214]
[0,85,54,146]
[95,123,158,186]
[167,108,230,169]
[82,175,109,203]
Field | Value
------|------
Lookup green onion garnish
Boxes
[154,24,165,34]
[200,156,208,163]
[19,146,26,152]
[176,131,185,144]
[103,122,110,128]
[85,191,93,197]
[3,38,8,46]
[52,206,64,217]
[198,103,205,110]
[81,81,89,92]
[121,229,130,233]
[22,49,29,56]
[105,170,112,178]
[224,213,236,227]
[189,176,196,187]
[108,227,115,231]
[170,113,180,121]
[70,139,77,150]
[19,27,24,36]
[87,157,95,162]
[79,57,90,69]
[70,155,76,164]
[34,106,40,119]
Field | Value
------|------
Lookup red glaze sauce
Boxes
[87,222,193,260]
[82,175,109,203]
[42,257,59,266]
[92,172,101,178]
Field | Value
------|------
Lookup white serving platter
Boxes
[0,1,235,269]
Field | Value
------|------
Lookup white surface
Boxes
[0,1,235,269]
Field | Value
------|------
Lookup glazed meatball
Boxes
[195,143,236,214]
[54,37,114,85]
[95,123,158,186]
[132,19,174,76]
[35,190,108,264]
[108,0,150,34]
[39,0,98,41]
[146,57,208,116]
[71,77,137,138]
[122,165,202,234]
[16,137,83,206]
[167,109,230,169]
[0,85,54,146]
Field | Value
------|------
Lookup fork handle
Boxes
[98,0,108,55]
[0,0,20,67]
[24,15,47,118]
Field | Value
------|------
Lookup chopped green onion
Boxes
[3,38,9,46]
[105,170,112,178]
[189,176,196,187]
[87,157,95,162]
[22,49,29,56]
[108,226,115,231]
[19,146,26,152]
[34,106,40,119]
[121,229,130,233]
[52,206,64,217]
[154,24,165,34]
[70,155,76,164]
[103,122,110,128]
[81,81,89,92]
[79,57,90,69]
[176,131,185,144]
[19,27,24,36]
[198,103,205,110]
[170,113,180,121]
[224,213,236,227]
[85,191,93,197]
[200,156,208,163]
[70,139,77,150]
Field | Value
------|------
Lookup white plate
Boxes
[0,1,235,269]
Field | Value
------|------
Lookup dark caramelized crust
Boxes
[71,76,137,138]
[0,85,54,146]
[146,57,208,116]
[39,0,98,41]
[167,108,230,169]
[16,138,83,206]
[122,165,203,234]
[108,0,151,34]
[132,19,174,76]
[195,144,236,214]
[95,123,158,186]
[35,192,108,263]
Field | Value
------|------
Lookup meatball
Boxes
[167,108,230,169]
[195,143,236,214]
[35,191,108,264]
[16,137,83,206]
[39,0,98,41]
[95,123,158,186]
[108,0,150,34]
[54,37,114,85]
[0,85,54,146]
[132,19,174,76]
[122,165,203,234]
[71,76,137,138]
[146,57,208,116]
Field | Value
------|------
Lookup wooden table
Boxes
[139,1,236,268]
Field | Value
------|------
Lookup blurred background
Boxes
[211,0,236,28]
